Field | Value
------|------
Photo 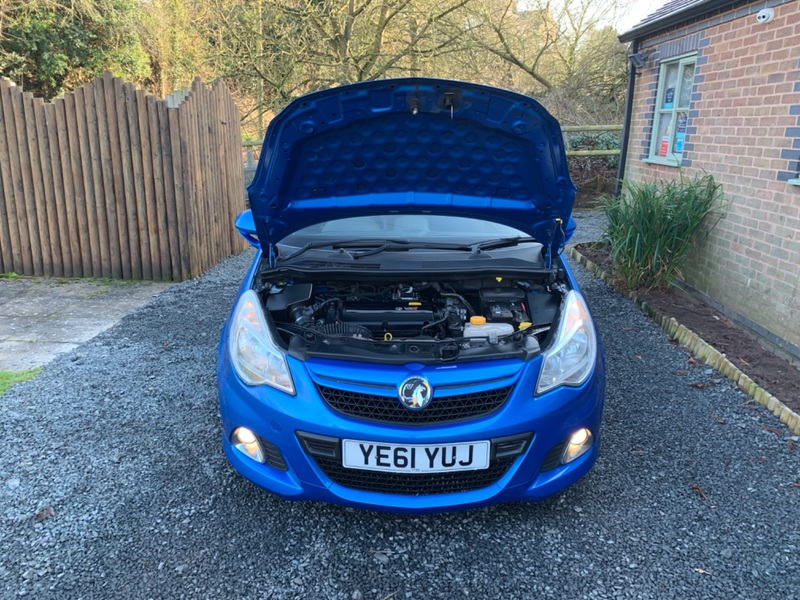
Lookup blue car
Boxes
[218,78,605,513]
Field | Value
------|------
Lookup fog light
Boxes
[232,426,265,463]
[562,428,593,464]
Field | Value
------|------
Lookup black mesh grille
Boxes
[313,456,516,496]
[261,439,288,471]
[540,440,567,472]
[317,384,513,425]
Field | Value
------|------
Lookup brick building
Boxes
[618,0,800,363]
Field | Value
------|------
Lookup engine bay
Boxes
[258,272,567,363]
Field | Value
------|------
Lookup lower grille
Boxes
[317,384,513,425]
[540,440,567,472]
[312,455,516,496]
[261,439,288,471]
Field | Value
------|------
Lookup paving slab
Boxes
[0,285,27,307]
[0,340,81,371]
[0,277,171,372]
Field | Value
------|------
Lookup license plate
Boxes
[342,440,490,473]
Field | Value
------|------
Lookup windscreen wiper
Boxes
[278,239,412,263]
[280,237,535,263]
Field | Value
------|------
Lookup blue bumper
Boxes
[217,339,605,513]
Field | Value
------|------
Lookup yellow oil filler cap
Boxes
[519,321,532,330]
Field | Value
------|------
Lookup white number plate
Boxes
[342,440,490,473]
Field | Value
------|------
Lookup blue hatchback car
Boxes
[217,78,605,513]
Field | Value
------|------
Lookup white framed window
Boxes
[648,53,697,166]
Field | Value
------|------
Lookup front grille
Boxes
[312,455,516,496]
[317,384,513,425]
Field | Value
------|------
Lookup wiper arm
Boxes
[352,241,471,259]
[278,240,338,263]
[278,238,411,263]
[474,237,538,251]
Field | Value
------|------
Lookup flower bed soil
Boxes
[575,242,800,416]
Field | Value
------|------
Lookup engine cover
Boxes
[340,301,435,333]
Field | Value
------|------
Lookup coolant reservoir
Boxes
[464,316,514,344]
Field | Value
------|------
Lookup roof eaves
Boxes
[618,0,745,42]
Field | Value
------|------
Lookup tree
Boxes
[461,0,560,93]
[0,0,149,99]
[201,0,472,134]
[456,0,628,122]
[0,0,629,124]
[137,0,209,98]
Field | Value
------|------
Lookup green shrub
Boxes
[603,175,724,290]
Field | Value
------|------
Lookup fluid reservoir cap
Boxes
[470,316,487,325]
[519,321,532,330]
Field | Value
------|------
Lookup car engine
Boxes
[261,276,564,362]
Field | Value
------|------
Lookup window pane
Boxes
[662,64,679,108]
[678,63,695,107]
[656,113,674,157]
[673,112,688,154]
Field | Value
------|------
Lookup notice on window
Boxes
[674,113,687,153]
[663,87,675,109]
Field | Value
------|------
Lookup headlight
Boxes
[535,290,597,395]
[229,289,295,394]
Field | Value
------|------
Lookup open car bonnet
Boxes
[248,78,576,264]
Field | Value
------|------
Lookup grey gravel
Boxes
[1,244,799,599]
[568,207,608,245]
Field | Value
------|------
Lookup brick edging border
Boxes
[569,246,800,436]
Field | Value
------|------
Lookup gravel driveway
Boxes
[2,249,799,599]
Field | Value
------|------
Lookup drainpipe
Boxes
[614,38,640,198]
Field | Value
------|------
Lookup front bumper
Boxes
[217,345,605,514]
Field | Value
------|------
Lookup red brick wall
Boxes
[623,0,800,360]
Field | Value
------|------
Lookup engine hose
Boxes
[420,312,452,334]
[440,292,476,316]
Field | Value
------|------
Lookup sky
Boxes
[514,0,673,34]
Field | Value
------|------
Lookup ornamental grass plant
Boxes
[603,175,724,290]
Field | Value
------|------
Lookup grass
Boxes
[0,368,41,396]
[603,174,725,290]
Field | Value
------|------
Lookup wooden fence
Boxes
[0,74,246,282]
